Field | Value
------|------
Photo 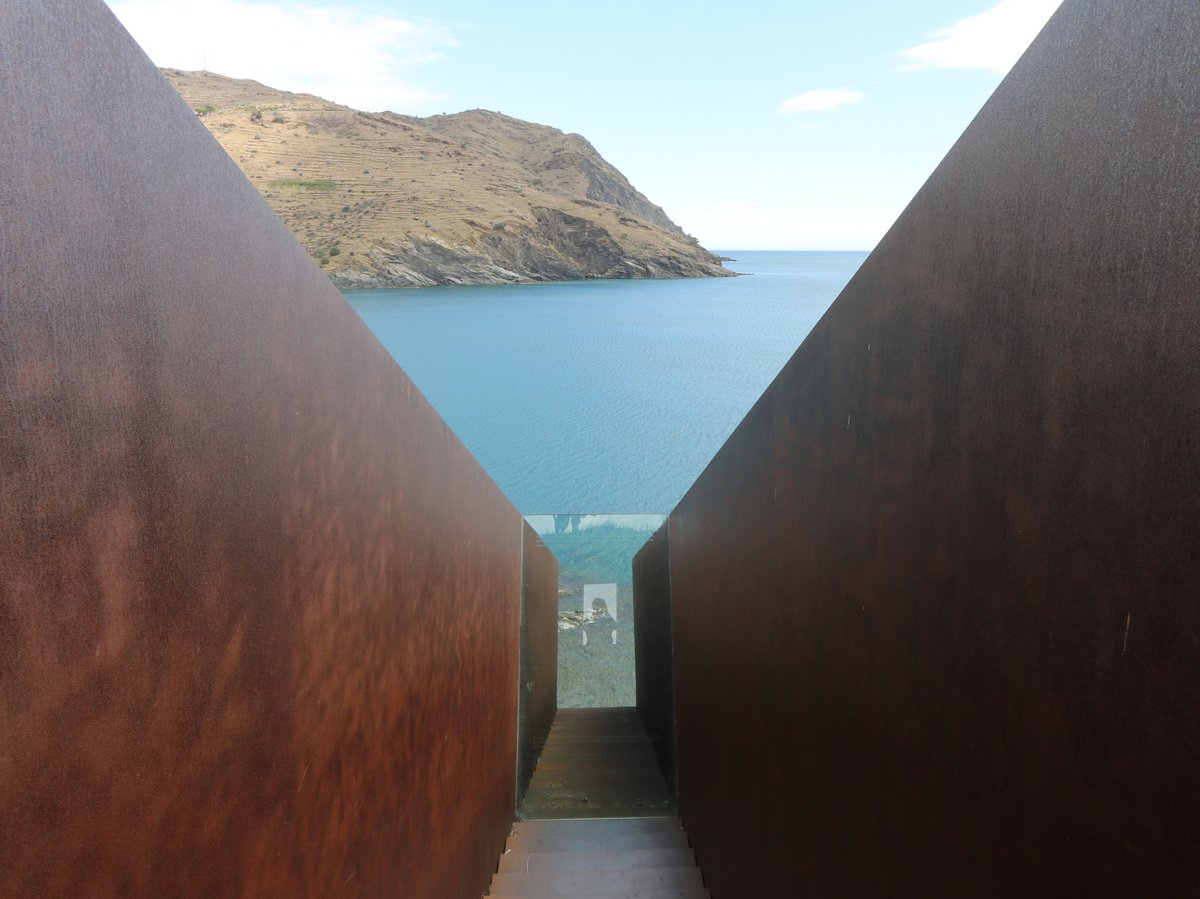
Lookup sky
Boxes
[106,0,1064,251]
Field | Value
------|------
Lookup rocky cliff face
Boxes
[344,206,723,288]
[164,71,730,287]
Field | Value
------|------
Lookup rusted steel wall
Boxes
[0,2,523,896]
[632,523,677,794]
[669,1,1200,896]
[516,523,558,804]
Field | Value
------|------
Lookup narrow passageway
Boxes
[486,708,707,897]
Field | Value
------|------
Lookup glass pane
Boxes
[525,514,666,708]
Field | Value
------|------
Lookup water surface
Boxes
[344,250,866,511]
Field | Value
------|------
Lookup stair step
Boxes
[491,709,705,896]
[525,793,674,804]
[532,765,664,777]
[531,768,668,780]
[539,724,647,733]
[532,772,667,781]
[487,874,710,898]
[520,817,681,830]
[545,729,651,735]
[540,738,659,745]
[529,775,667,788]
[525,782,676,796]
[524,793,674,801]
[489,891,708,899]
[488,865,704,896]
[534,757,660,769]
[498,847,695,874]
[507,823,688,852]
[552,708,641,719]
[511,818,682,838]
[520,801,681,816]
[525,790,673,804]
[540,741,658,748]
[534,749,660,760]
[507,829,688,854]
[535,751,661,762]
[537,740,658,749]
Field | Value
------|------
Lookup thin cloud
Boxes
[898,0,1064,74]
[779,89,865,113]
[106,0,455,112]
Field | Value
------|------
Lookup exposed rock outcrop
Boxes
[164,70,731,288]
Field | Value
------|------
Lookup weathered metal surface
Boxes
[0,2,522,896]
[668,0,1200,896]
[632,523,677,795]
[517,523,558,803]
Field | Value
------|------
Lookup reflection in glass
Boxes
[525,514,666,707]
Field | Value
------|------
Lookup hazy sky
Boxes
[106,0,1064,250]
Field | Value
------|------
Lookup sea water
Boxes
[343,250,866,514]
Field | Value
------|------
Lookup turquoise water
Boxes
[343,250,867,512]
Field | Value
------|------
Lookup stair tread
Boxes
[535,746,657,754]
[501,709,700,893]
[529,775,666,785]
[529,770,669,778]
[488,888,709,898]
[536,755,659,762]
[499,847,695,874]
[525,793,674,802]
[522,793,674,804]
[521,705,673,820]
[531,770,664,779]
[487,888,700,892]
[546,742,664,748]
[524,793,674,805]
[531,764,664,772]
[517,808,678,821]
[536,734,653,741]
[507,829,689,853]
[525,788,672,797]
[535,751,660,759]
[513,818,683,835]
[489,865,704,890]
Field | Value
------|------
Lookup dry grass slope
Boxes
[165,69,730,287]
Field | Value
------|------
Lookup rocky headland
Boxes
[165,70,731,288]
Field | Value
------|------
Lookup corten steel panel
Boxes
[0,2,522,896]
[668,1,1200,896]
[516,523,558,804]
[632,523,677,795]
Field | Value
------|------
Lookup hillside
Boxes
[164,70,731,287]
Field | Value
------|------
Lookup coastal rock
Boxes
[163,70,732,288]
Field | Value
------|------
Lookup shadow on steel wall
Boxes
[0,1,541,896]
[517,524,558,805]
[633,524,677,796]
[665,0,1200,896]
